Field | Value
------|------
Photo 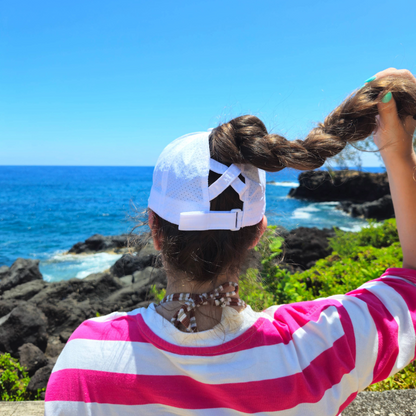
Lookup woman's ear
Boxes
[249,215,267,249]
[148,210,162,251]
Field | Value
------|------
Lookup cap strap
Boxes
[209,159,247,200]
[179,209,243,231]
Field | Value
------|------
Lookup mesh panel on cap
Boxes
[149,132,210,225]
[148,129,266,229]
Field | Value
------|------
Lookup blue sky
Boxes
[1,0,415,166]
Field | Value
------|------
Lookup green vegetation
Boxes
[238,218,416,391]
[150,284,166,302]
[0,353,44,401]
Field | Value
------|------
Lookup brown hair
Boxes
[152,76,416,282]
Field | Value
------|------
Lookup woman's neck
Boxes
[155,269,244,332]
[164,272,239,296]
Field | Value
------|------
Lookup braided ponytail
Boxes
[152,76,416,284]
[210,76,416,171]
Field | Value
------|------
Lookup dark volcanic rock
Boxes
[18,343,48,376]
[68,233,145,254]
[27,363,54,393]
[59,330,72,344]
[45,336,65,358]
[289,170,389,202]
[0,265,10,280]
[1,279,47,301]
[0,259,43,295]
[111,254,144,277]
[38,301,91,338]
[281,227,336,271]
[110,244,160,277]
[68,233,127,253]
[29,273,124,335]
[105,267,166,309]
[0,299,26,318]
[29,273,124,306]
[339,195,395,221]
[0,302,48,355]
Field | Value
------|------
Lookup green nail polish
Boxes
[365,75,376,83]
[382,92,392,103]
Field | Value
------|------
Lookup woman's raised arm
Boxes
[371,68,416,270]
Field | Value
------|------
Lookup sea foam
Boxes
[40,252,122,282]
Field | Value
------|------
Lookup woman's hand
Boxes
[368,68,416,270]
[371,68,416,162]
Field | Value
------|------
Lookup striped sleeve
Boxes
[330,267,416,389]
[267,267,416,411]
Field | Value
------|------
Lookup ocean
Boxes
[0,166,383,282]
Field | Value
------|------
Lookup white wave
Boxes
[291,202,324,219]
[40,252,122,282]
[315,201,340,206]
[267,181,299,187]
[291,208,310,219]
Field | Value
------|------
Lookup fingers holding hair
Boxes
[374,87,416,158]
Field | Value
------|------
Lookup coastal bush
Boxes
[328,218,399,256]
[248,219,401,305]
[0,353,44,401]
[150,284,166,302]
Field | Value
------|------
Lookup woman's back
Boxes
[45,268,416,415]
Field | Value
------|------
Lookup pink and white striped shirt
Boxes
[45,268,416,415]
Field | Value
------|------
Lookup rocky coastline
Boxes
[288,169,394,221]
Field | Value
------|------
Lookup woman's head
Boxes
[149,76,416,283]
[148,127,268,283]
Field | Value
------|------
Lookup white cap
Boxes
[148,130,266,231]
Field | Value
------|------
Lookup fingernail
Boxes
[381,92,392,103]
[365,75,376,83]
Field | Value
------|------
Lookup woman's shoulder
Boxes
[68,307,148,344]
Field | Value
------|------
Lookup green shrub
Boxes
[0,353,44,401]
[252,219,402,306]
[150,284,166,302]
[328,218,399,256]
[239,269,276,311]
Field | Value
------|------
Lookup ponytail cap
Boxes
[148,130,266,231]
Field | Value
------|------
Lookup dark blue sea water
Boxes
[0,166,383,281]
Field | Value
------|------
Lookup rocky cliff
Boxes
[289,170,394,221]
